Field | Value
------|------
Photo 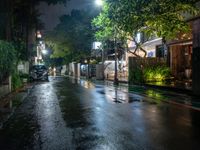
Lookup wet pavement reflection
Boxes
[0,76,200,150]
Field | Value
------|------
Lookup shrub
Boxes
[129,65,171,84]
[19,72,29,83]
[19,73,29,79]
[129,66,144,84]
[143,65,171,82]
[12,72,22,90]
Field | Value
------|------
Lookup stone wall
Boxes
[96,64,104,80]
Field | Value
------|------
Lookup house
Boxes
[126,15,200,95]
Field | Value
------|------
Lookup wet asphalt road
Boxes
[0,76,200,150]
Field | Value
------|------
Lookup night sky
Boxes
[38,0,94,31]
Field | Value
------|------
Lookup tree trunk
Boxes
[162,37,170,66]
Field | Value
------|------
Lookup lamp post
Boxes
[100,46,105,80]
[95,0,103,6]
[94,0,104,80]
[94,0,118,84]
[114,26,119,85]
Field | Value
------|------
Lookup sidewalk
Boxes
[0,84,33,128]
[106,77,193,95]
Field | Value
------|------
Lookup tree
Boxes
[13,0,69,60]
[0,0,69,61]
[46,9,97,64]
[0,41,16,84]
[93,0,199,57]
[0,0,70,87]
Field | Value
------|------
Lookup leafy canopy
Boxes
[46,10,96,63]
[93,0,199,41]
[0,41,16,82]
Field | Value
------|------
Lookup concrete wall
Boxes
[61,65,67,75]
[17,61,29,74]
[68,62,79,77]
[69,62,76,76]
[77,63,81,78]
[96,64,104,80]
[104,60,128,81]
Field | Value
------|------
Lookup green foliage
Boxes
[12,72,22,90]
[12,72,30,90]
[143,65,171,82]
[93,0,200,48]
[129,64,171,84]
[92,4,115,42]
[106,0,199,39]
[1,0,69,60]
[129,67,144,84]
[39,0,68,5]
[19,73,29,79]
[13,40,27,61]
[0,40,16,83]
[46,10,97,64]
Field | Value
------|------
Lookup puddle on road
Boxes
[128,97,142,103]
[110,96,144,104]
[95,85,103,88]
[97,91,105,95]
[101,86,144,104]
[68,77,167,105]
[91,83,146,104]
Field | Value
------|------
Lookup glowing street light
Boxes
[42,49,48,55]
[95,0,103,6]
[36,31,42,39]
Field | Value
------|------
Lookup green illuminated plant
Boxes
[143,65,171,82]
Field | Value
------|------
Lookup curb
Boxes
[105,79,195,96]
[64,75,193,95]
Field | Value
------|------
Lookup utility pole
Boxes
[101,48,105,80]
[114,27,118,85]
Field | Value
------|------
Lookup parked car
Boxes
[29,65,48,81]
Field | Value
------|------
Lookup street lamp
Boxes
[94,0,105,80]
[95,0,103,6]
[36,31,42,39]
[42,49,48,55]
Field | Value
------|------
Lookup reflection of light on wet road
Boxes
[0,77,200,150]
[79,80,95,89]
[104,86,130,103]
[35,83,74,150]
[102,82,200,111]
[91,85,151,149]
